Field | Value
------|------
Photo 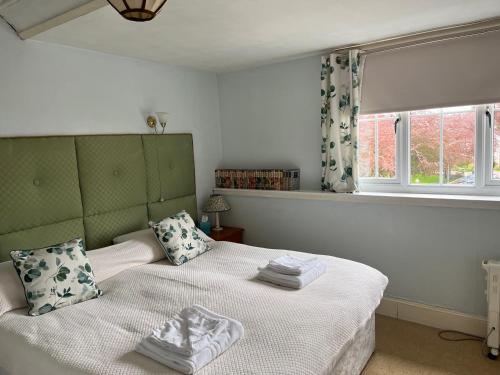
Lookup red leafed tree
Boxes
[359,120,375,177]
[442,112,475,172]
[410,112,474,178]
[360,110,475,181]
[410,115,440,176]
[358,116,396,177]
[377,119,396,177]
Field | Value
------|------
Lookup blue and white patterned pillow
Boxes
[10,238,102,316]
[152,211,211,266]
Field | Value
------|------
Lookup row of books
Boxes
[215,169,300,191]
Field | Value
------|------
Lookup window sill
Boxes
[213,188,500,210]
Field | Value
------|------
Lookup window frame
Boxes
[359,104,500,196]
[358,113,401,185]
[485,104,500,187]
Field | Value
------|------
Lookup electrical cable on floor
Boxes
[438,327,496,358]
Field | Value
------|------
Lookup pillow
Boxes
[0,236,165,316]
[10,238,102,316]
[115,227,215,245]
[113,228,154,244]
[91,233,166,283]
[152,211,211,266]
[194,228,215,243]
[0,260,27,316]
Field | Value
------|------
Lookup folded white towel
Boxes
[258,261,327,289]
[268,254,319,275]
[149,305,229,356]
[136,305,244,374]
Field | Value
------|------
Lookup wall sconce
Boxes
[146,112,169,134]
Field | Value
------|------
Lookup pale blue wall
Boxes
[217,56,500,316]
[218,56,321,190]
[0,22,223,211]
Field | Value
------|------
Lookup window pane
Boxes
[359,119,375,177]
[410,113,440,184]
[493,105,500,180]
[359,113,397,179]
[443,110,475,185]
[378,118,396,178]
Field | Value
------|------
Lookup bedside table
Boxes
[210,227,244,243]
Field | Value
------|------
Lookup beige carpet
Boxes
[363,315,500,375]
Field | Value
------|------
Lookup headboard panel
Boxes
[0,134,197,261]
[142,134,197,224]
[142,135,196,202]
[76,135,149,249]
[0,137,85,260]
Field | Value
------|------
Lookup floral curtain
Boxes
[321,50,365,193]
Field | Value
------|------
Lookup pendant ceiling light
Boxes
[107,0,168,22]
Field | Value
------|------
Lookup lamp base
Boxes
[212,212,223,231]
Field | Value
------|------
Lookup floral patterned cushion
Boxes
[10,238,102,316]
[152,211,211,266]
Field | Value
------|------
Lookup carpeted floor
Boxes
[363,315,500,375]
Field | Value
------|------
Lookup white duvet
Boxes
[0,241,387,375]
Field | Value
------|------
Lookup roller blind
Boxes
[360,30,500,114]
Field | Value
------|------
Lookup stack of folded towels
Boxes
[136,305,244,374]
[257,254,327,289]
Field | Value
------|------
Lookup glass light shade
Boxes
[156,112,169,125]
[107,0,168,22]
[203,195,231,213]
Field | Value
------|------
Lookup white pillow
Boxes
[113,228,154,244]
[0,234,166,316]
[88,235,166,283]
[0,260,27,316]
[114,227,214,244]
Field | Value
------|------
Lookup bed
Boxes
[0,134,388,374]
[0,236,387,375]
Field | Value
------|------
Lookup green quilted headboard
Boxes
[0,134,197,261]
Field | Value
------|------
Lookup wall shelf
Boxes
[213,188,500,210]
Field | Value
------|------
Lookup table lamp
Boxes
[203,194,231,231]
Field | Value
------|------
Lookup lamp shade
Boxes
[203,195,231,213]
[107,0,168,22]
[156,112,168,124]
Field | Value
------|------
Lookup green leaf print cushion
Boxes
[152,211,211,266]
[10,238,102,316]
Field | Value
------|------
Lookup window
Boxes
[491,104,500,181]
[409,106,475,185]
[359,104,500,195]
[358,113,398,180]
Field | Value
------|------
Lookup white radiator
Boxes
[483,260,500,359]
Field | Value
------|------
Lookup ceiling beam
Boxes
[18,0,108,40]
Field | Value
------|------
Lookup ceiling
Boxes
[3,0,500,72]
[0,0,93,31]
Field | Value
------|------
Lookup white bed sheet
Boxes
[0,241,387,375]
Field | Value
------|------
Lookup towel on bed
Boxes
[258,261,327,289]
[268,254,320,276]
[135,305,244,374]
[149,305,230,356]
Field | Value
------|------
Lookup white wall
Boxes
[218,56,321,190]
[0,21,222,208]
[218,55,500,316]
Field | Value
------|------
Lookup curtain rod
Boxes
[331,16,500,55]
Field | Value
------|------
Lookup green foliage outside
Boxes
[411,174,440,184]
